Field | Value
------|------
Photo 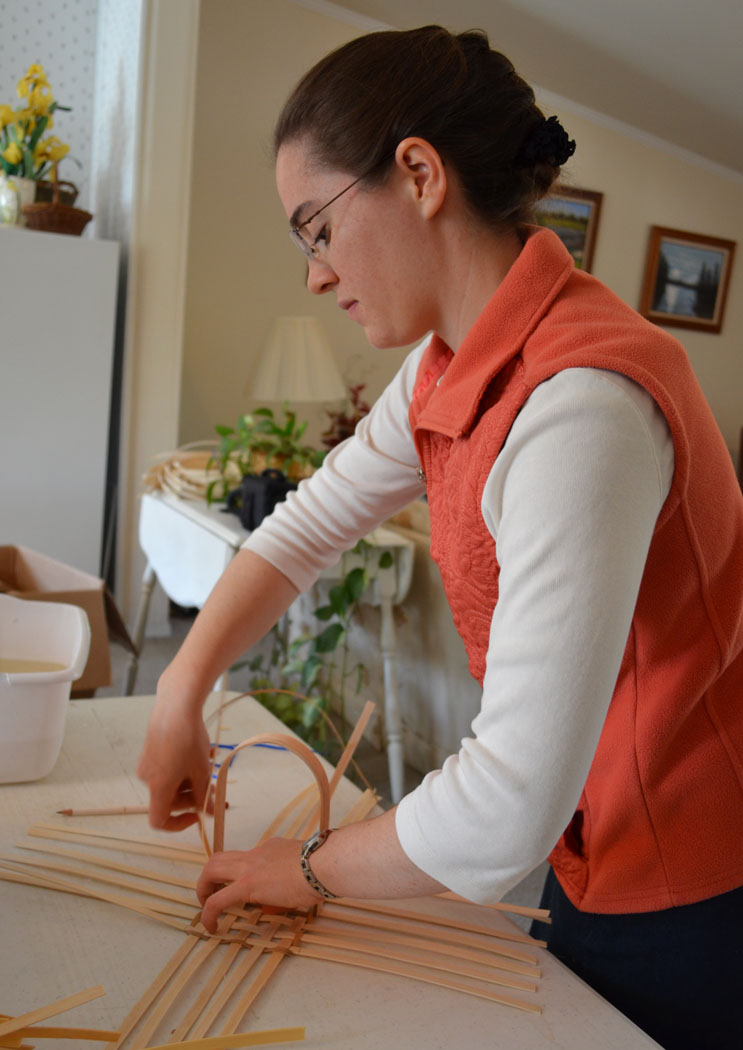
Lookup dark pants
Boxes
[530,868,743,1050]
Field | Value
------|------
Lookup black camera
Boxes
[224,468,298,530]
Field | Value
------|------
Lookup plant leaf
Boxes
[344,566,368,604]
[301,654,324,690]
[301,702,321,729]
[314,622,345,653]
[328,584,346,616]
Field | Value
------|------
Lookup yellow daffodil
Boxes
[2,63,73,179]
[29,84,54,116]
[2,142,22,165]
[14,109,36,136]
[35,135,69,163]
[17,64,49,100]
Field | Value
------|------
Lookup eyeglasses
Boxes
[288,173,365,260]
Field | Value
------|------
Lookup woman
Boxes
[137,26,743,1049]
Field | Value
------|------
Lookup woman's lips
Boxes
[339,298,360,320]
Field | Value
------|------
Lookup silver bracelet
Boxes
[299,828,338,899]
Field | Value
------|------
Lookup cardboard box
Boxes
[0,545,136,696]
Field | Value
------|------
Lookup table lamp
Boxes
[246,315,347,403]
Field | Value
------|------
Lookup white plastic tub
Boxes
[0,593,91,783]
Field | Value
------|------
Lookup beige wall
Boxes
[179,0,408,450]
[117,0,200,626]
[180,1,742,459]
[546,99,743,455]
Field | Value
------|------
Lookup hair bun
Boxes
[519,115,576,167]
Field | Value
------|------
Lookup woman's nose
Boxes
[306,256,337,295]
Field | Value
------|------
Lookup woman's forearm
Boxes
[138,549,299,829]
[311,808,446,899]
[196,808,446,930]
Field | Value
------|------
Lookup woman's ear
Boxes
[393,137,447,220]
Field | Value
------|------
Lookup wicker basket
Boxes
[34,179,79,206]
[22,165,91,236]
[22,200,92,236]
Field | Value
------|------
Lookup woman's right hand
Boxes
[136,675,212,832]
[134,551,301,831]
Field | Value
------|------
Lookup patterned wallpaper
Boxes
[89,0,143,242]
[0,0,99,209]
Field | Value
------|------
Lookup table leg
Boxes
[379,587,405,804]
[122,562,157,695]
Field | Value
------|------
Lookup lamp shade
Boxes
[246,316,347,402]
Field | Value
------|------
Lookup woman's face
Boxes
[275,139,439,349]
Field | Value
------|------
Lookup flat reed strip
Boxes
[291,944,542,1015]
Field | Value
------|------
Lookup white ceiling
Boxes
[324,0,743,175]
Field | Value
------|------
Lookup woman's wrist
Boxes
[157,657,212,714]
[299,829,339,899]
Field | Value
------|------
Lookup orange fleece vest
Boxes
[410,226,743,913]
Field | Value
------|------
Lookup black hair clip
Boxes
[519,115,576,167]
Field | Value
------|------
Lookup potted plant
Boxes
[234,536,391,779]
[208,403,387,770]
[0,64,75,225]
[207,404,326,505]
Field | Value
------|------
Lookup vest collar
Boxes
[414,226,574,438]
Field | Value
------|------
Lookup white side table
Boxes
[126,490,414,801]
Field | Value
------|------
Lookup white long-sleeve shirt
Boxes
[243,342,674,902]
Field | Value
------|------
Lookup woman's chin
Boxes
[363,324,418,351]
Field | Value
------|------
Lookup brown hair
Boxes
[274,25,574,228]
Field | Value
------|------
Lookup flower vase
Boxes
[0,174,36,226]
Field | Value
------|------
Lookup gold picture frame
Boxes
[535,185,603,272]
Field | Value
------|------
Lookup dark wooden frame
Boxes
[535,185,603,272]
[639,225,736,334]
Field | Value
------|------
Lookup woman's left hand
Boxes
[196,838,322,932]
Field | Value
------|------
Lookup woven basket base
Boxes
[22,201,92,236]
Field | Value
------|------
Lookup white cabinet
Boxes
[0,226,119,575]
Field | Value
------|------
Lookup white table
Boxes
[0,695,660,1050]
[126,491,415,801]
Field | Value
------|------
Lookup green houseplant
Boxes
[207,405,325,505]
[236,538,393,768]
[207,405,387,767]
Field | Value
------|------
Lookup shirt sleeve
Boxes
[241,340,428,593]
[395,368,675,903]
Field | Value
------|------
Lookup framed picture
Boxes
[534,185,603,272]
[639,226,736,334]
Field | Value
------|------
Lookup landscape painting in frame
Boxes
[639,226,736,334]
[535,185,603,272]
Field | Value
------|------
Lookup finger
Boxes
[148,780,198,829]
[148,786,180,829]
[196,853,242,903]
[202,786,216,816]
[159,811,201,832]
[201,883,248,934]
[188,777,211,813]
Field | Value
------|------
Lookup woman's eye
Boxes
[312,225,329,248]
